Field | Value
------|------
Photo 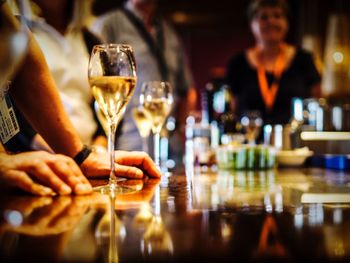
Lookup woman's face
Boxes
[250,6,288,45]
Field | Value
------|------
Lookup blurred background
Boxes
[92,0,350,98]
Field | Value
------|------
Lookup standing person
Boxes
[92,0,197,163]
[23,0,105,147]
[0,1,161,196]
[226,0,321,125]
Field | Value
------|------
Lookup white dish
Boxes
[276,148,313,167]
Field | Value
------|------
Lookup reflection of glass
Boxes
[0,1,28,88]
[133,202,154,229]
[88,44,137,193]
[140,81,173,168]
[95,193,125,263]
[241,111,263,145]
[141,215,173,257]
[132,106,152,153]
[324,224,350,260]
[141,185,173,258]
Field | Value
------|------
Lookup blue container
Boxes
[324,155,350,170]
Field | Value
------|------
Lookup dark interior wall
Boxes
[92,0,350,105]
[91,0,301,92]
[170,0,300,92]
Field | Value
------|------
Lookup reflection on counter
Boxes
[190,169,350,210]
[0,179,163,263]
[1,170,350,262]
[191,169,282,211]
[0,194,104,262]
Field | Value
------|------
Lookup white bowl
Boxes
[276,148,313,167]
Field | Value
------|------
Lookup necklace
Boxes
[256,44,286,111]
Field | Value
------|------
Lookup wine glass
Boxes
[132,106,152,153]
[94,100,109,135]
[240,110,263,145]
[88,44,137,193]
[140,81,173,169]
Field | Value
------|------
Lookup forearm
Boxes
[10,35,83,157]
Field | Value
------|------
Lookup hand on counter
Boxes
[81,151,161,179]
[0,194,99,236]
[115,178,160,209]
[0,151,92,196]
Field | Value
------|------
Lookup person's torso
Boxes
[232,49,314,124]
[31,22,97,144]
[93,10,184,150]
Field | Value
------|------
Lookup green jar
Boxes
[245,145,276,170]
[216,145,246,170]
[216,145,276,170]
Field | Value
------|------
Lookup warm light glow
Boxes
[332,51,344,64]
[172,12,188,24]
[4,210,23,226]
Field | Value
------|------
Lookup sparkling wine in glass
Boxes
[132,106,152,153]
[140,81,173,169]
[88,44,136,193]
[240,110,263,145]
[94,100,109,135]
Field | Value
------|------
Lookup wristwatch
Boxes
[73,145,93,166]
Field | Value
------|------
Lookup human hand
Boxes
[0,151,92,196]
[115,178,160,209]
[0,194,98,235]
[81,151,161,179]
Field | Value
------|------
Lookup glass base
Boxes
[93,182,136,195]
[162,171,172,177]
[159,165,172,177]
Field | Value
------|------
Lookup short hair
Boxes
[247,0,290,22]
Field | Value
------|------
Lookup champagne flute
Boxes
[132,106,152,153]
[94,100,109,136]
[240,110,263,145]
[88,44,137,193]
[140,81,173,169]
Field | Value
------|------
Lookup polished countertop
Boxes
[0,167,350,263]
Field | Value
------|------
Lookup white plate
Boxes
[276,148,313,167]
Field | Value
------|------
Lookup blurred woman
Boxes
[226,0,321,125]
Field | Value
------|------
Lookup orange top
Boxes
[257,45,286,111]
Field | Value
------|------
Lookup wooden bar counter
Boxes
[0,167,350,262]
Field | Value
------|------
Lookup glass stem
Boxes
[154,184,161,216]
[108,121,118,185]
[142,136,149,153]
[109,193,118,263]
[154,132,160,169]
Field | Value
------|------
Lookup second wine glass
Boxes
[88,44,137,193]
[132,106,152,153]
[240,110,263,145]
[140,81,173,169]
